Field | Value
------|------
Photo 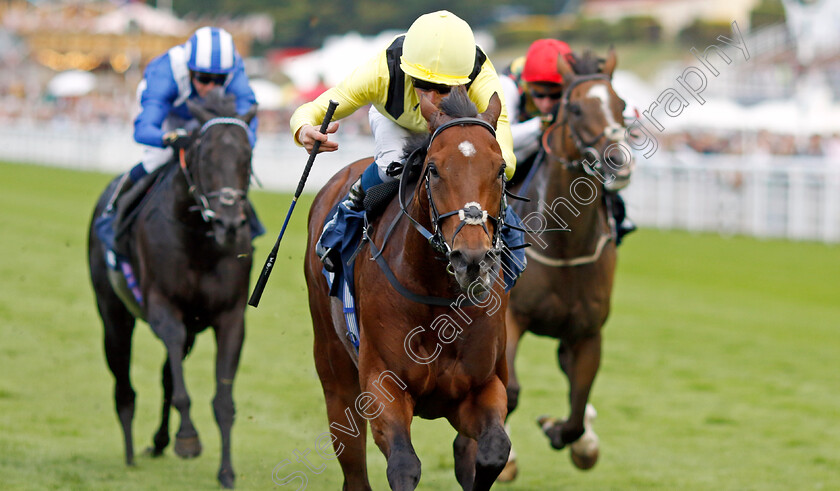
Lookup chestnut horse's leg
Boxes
[312,306,372,490]
[365,378,420,491]
[542,332,602,468]
[212,309,245,488]
[498,309,527,481]
[451,378,511,491]
[147,291,202,459]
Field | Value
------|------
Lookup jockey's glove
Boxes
[163,128,190,149]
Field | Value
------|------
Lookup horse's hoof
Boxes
[570,447,599,470]
[218,468,235,489]
[174,436,202,459]
[570,404,599,470]
[125,457,136,467]
[536,415,566,450]
[497,458,518,482]
[144,446,165,458]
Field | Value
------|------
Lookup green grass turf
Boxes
[0,161,838,490]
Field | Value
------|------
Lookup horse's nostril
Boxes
[449,250,466,268]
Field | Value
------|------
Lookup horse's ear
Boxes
[602,46,617,78]
[186,98,213,125]
[557,54,576,85]
[480,92,501,130]
[239,104,258,124]
[419,92,443,132]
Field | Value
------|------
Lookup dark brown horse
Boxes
[501,49,632,478]
[304,87,512,490]
[87,90,257,488]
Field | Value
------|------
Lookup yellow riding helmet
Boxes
[400,10,476,86]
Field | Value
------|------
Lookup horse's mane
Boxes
[201,87,239,118]
[401,88,478,165]
[568,50,603,76]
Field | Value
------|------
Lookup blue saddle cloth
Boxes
[318,202,528,352]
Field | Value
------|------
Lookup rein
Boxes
[361,117,504,307]
[526,75,618,267]
[178,117,251,224]
[404,117,505,257]
[541,74,611,174]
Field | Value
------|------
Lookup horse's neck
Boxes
[386,192,455,293]
[534,160,608,257]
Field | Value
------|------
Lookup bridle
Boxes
[178,117,253,223]
[540,74,623,176]
[399,117,506,259]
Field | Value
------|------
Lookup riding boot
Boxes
[316,177,366,272]
[94,172,137,253]
[611,193,636,245]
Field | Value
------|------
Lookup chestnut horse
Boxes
[87,90,257,488]
[304,87,511,490]
[502,49,632,478]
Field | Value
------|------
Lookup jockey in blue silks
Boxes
[96,26,261,250]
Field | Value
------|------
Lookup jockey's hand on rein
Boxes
[163,128,191,150]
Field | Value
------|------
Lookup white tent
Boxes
[47,70,96,98]
[249,79,292,110]
[94,3,188,36]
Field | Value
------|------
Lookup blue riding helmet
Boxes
[186,27,238,75]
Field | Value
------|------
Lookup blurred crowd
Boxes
[660,130,840,158]
[1,76,837,159]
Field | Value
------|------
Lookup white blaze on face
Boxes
[458,140,476,158]
[587,83,625,141]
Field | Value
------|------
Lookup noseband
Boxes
[400,117,506,258]
[179,117,252,223]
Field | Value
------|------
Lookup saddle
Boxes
[113,163,172,258]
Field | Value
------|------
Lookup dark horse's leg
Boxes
[451,378,510,491]
[542,332,602,469]
[90,214,138,466]
[149,334,196,457]
[100,297,137,466]
[146,291,202,460]
[211,309,245,489]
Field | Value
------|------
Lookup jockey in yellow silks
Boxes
[290,10,523,272]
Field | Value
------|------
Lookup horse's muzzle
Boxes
[448,248,498,297]
[211,212,247,246]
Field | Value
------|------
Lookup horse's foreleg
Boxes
[147,294,201,460]
[365,378,420,491]
[212,311,245,489]
[451,377,510,491]
[150,357,172,456]
[542,332,601,468]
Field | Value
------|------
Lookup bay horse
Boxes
[502,49,632,478]
[87,89,257,488]
[303,87,511,490]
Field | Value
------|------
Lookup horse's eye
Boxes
[498,163,506,178]
[568,104,582,116]
[428,163,439,177]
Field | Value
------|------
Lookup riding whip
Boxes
[248,99,339,307]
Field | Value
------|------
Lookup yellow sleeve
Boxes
[467,55,517,180]
[290,50,389,146]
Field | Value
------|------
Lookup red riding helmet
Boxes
[522,39,573,85]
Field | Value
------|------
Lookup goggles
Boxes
[193,72,227,85]
[530,89,564,101]
[411,77,453,94]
